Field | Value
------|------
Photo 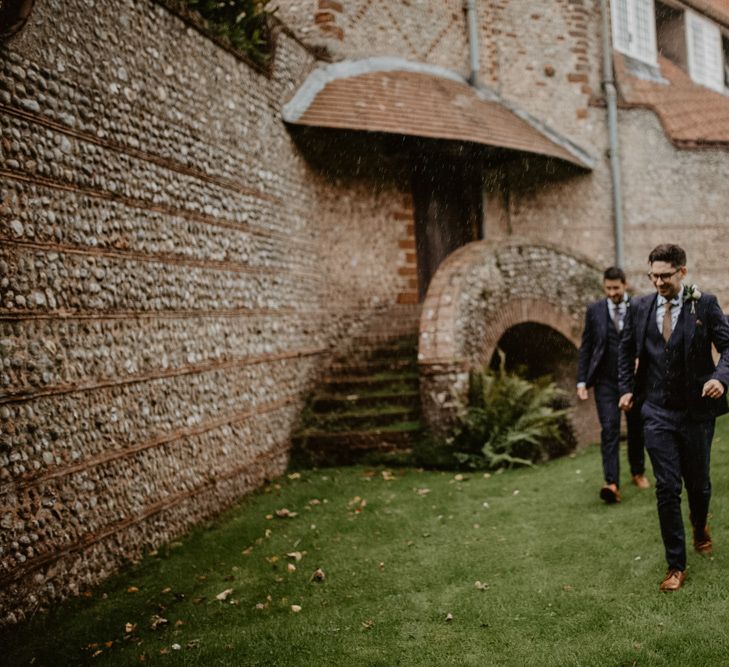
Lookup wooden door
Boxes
[412,156,482,300]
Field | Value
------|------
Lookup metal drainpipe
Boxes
[601,0,625,268]
[465,0,479,86]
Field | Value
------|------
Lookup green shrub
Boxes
[417,353,576,470]
[180,0,275,67]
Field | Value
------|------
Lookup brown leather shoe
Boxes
[659,568,686,592]
[632,474,651,489]
[599,483,621,504]
[693,526,713,555]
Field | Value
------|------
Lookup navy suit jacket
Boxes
[618,292,729,420]
[577,298,620,388]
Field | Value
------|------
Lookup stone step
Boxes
[292,425,421,465]
[311,407,420,430]
[311,390,420,412]
[332,336,418,365]
[328,358,416,376]
[351,330,419,346]
[321,373,418,394]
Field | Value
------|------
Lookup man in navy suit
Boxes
[619,244,729,591]
[577,267,648,504]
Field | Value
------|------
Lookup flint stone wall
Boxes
[418,239,603,439]
[0,0,411,624]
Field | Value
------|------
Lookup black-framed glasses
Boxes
[647,269,680,283]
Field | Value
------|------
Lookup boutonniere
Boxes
[683,284,702,314]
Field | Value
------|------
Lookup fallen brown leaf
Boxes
[149,615,168,630]
[310,568,326,582]
[275,508,298,518]
[127,587,139,594]
[291,604,302,613]
[215,588,234,601]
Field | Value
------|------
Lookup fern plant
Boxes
[450,352,575,470]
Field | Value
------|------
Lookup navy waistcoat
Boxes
[644,310,687,410]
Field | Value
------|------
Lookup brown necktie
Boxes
[612,305,621,333]
[662,301,673,342]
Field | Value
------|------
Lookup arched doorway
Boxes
[490,322,597,445]
[418,239,603,446]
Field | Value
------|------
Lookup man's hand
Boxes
[619,393,634,412]
[577,386,589,401]
[702,379,726,399]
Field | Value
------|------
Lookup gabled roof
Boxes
[615,53,729,147]
[282,58,596,170]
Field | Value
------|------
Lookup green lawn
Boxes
[5,415,729,666]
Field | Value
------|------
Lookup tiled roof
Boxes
[684,0,729,27]
[283,58,595,169]
[614,53,729,147]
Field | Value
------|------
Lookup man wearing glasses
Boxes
[577,267,649,505]
[618,244,729,592]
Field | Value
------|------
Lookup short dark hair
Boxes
[603,266,626,282]
[648,244,686,268]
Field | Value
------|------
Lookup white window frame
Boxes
[686,10,725,93]
[611,0,658,65]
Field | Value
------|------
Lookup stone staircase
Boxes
[292,306,423,466]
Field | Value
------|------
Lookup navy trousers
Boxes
[594,382,645,486]
[641,401,714,571]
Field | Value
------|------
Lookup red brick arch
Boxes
[477,297,582,369]
[417,238,602,436]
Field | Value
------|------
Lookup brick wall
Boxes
[619,109,729,298]
[277,0,470,71]
[4,0,729,625]
[275,0,729,307]
[0,0,413,623]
